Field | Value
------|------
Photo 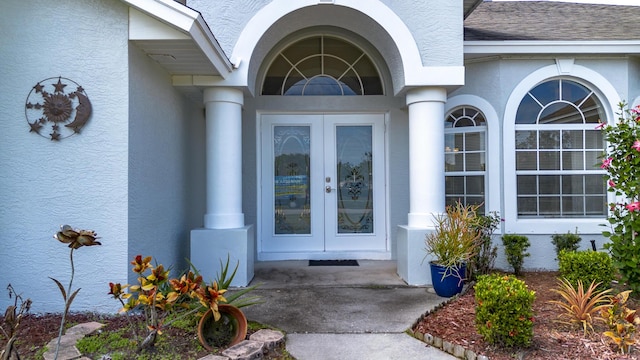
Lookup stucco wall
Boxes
[492,234,609,272]
[628,57,640,106]
[191,0,265,58]
[0,0,129,313]
[380,0,462,66]
[386,107,410,259]
[191,0,463,68]
[127,45,206,284]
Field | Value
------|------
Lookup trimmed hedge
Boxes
[475,274,535,347]
[558,250,614,291]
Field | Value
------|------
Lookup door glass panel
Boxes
[273,126,311,234]
[336,126,373,233]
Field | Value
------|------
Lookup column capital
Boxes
[203,87,244,106]
[405,87,447,106]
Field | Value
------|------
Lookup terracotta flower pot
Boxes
[197,304,248,351]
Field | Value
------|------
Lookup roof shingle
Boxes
[464,1,640,41]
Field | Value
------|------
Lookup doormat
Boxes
[309,260,359,266]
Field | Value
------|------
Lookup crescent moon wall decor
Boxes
[25,77,92,141]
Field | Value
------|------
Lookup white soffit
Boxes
[122,0,232,77]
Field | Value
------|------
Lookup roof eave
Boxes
[463,0,484,19]
[120,0,234,77]
[465,40,640,56]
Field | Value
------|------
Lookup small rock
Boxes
[249,329,284,350]
[433,336,443,348]
[66,321,105,336]
[465,348,477,360]
[222,340,264,360]
[198,355,228,360]
[453,344,466,358]
[423,333,434,345]
[43,334,84,360]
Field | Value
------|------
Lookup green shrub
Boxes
[501,234,530,276]
[558,250,614,291]
[551,230,581,259]
[475,274,536,347]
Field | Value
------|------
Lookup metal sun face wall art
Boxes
[25,77,92,141]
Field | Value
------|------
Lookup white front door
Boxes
[260,113,386,259]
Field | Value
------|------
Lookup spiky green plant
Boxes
[549,278,612,335]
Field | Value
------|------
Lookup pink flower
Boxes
[626,202,640,211]
[601,157,613,169]
[595,122,606,130]
[632,106,640,122]
[608,179,616,188]
[633,140,640,152]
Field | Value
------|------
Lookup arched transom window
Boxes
[262,35,383,96]
[445,106,487,212]
[514,79,607,218]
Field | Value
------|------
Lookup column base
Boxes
[190,225,254,286]
[397,225,437,285]
[204,213,245,229]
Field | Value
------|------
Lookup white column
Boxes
[406,87,447,228]
[203,87,244,229]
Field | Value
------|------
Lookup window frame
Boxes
[260,34,384,96]
[503,62,620,234]
[514,122,607,218]
[444,96,501,218]
[444,106,488,212]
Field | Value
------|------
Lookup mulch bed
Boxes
[413,271,640,360]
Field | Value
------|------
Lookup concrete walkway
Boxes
[241,260,457,360]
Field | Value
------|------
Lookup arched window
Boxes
[514,79,607,218]
[261,35,383,96]
[445,106,487,212]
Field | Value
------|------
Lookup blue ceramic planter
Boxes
[430,262,466,298]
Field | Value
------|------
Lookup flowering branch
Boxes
[599,102,640,295]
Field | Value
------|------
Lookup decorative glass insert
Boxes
[514,79,607,217]
[444,107,487,212]
[336,126,374,233]
[273,126,311,234]
[262,36,383,96]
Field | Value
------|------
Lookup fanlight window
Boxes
[262,36,383,96]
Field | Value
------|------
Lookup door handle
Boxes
[325,186,336,193]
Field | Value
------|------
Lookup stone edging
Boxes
[409,283,490,360]
[42,322,285,360]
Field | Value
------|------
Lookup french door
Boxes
[260,113,386,258]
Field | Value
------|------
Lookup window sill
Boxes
[504,217,608,235]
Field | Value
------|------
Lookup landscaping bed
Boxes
[0,312,292,359]
[413,271,639,359]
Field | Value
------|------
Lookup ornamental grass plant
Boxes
[424,202,481,280]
